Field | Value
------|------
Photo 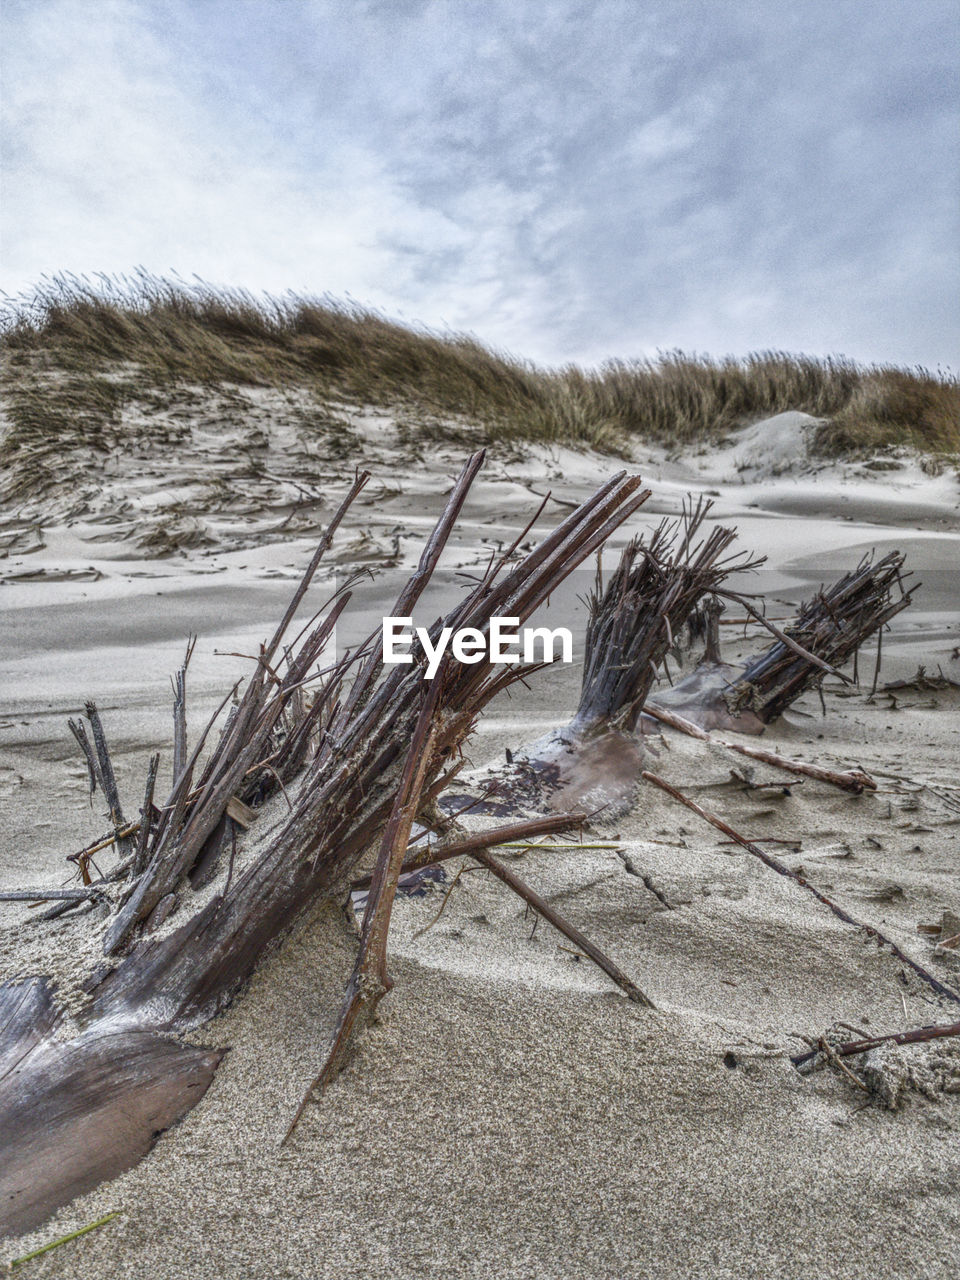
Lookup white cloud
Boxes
[2,2,468,307]
[1,0,957,369]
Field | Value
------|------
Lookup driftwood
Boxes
[648,552,914,732]
[455,501,758,818]
[0,888,105,906]
[575,500,761,732]
[449,516,901,823]
[0,976,224,1239]
[1,457,940,1240]
[1,453,654,1237]
[643,703,877,795]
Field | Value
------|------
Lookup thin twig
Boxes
[472,848,656,1007]
[791,1019,960,1068]
[641,770,960,1005]
[411,865,467,939]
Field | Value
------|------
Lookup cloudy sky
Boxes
[2,0,957,368]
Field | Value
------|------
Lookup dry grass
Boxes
[2,274,957,503]
[816,368,960,457]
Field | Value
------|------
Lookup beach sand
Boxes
[2,403,959,1277]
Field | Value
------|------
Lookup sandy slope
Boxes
[2,404,960,1277]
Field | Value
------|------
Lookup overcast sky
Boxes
[2,0,957,369]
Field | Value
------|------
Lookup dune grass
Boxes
[2,274,957,503]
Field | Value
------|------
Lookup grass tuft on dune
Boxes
[2,273,958,502]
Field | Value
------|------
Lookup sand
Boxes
[2,401,959,1277]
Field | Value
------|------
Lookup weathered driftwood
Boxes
[643,703,877,795]
[648,552,914,733]
[1,453,654,1236]
[0,888,103,903]
[576,500,760,732]
[0,977,223,1238]
[456,501,758,817]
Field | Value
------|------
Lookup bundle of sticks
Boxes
[1,454,658,1237]
[723,551,914,723]
[575,499,761,732]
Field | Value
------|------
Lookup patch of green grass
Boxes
[2,273,957,505]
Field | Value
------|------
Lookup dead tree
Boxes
[458,501,759,816]
[0,454,654,1237]
[575,500,761,732]
[648,552,914,732]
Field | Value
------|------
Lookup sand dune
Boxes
[2,407,959,1277]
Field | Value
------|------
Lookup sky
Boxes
[2,0,958,370]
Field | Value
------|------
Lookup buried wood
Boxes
[0,977,223,1237]
[640,770,960,1007]
[455,500,758,817]
[574,499,761,734]
[649,552,914,733]
[643,703,877,795]
[1,454,654,1237]
[790,1019,960,1069]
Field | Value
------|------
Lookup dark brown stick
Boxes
[291,815,599,1139]
[643,703,877,794]
[472,849,656,1007]
[640,770,960,1005]
[723,741,875,795]
[262,469,370,664]
[332,451,485,731]
[791,1019,960,1068]
[349,813,591,891]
